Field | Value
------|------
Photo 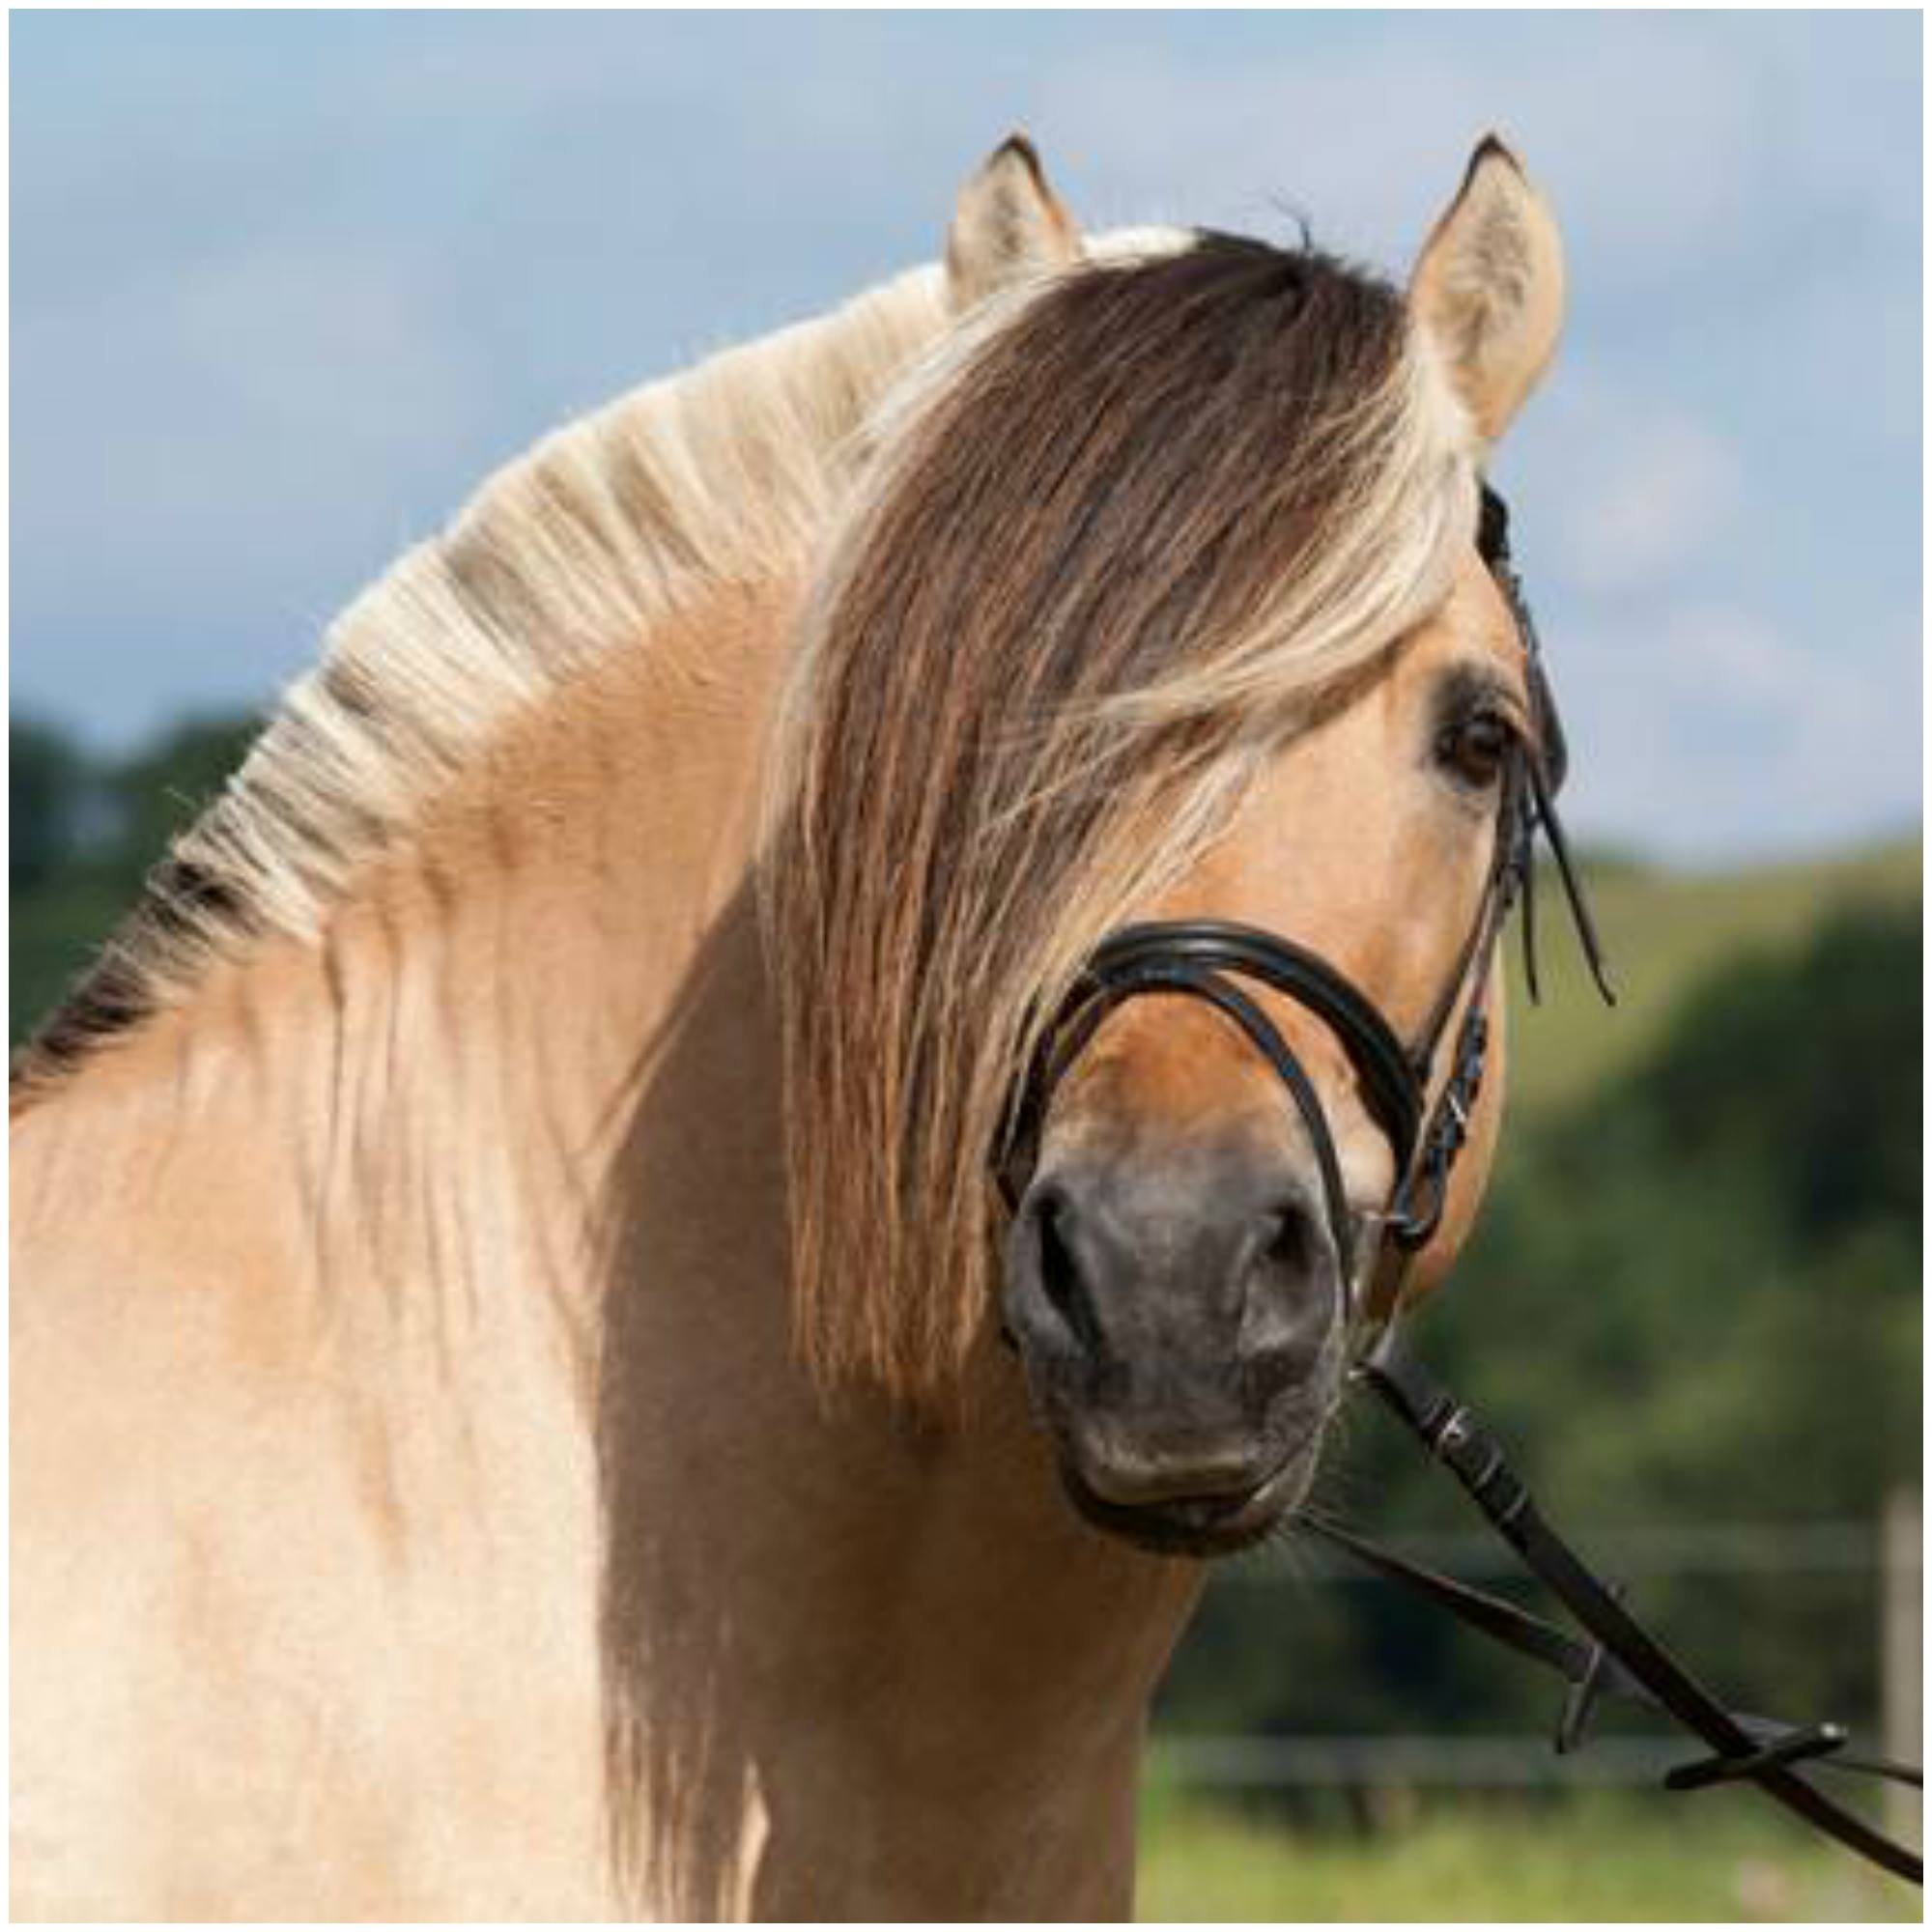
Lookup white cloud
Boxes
[1521,383,1747,598]
[1554,603,1919,861]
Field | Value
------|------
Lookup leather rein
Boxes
[995,487,1923,1886]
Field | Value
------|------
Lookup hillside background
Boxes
[11,709,1921,1918]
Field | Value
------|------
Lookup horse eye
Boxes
[1436,710,1511,788]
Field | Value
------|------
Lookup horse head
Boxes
[772,133,1567,1557]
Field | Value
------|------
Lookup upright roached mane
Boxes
[768,236,1477,1404]
[10,265,961,1104]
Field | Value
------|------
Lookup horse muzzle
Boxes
[1001,1135,1349,1555]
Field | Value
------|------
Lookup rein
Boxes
[996,487,1923,1886]
[1307,1337,1923,1885]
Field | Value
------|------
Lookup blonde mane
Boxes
[14,221,1205,1106]
[767,236,1476,1406]
[13,259,973,1098]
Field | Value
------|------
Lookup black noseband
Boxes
[1081,923,1425,1165]
[997,922,1425,1279]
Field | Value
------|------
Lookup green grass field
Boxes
[1137,1787,1922,1921]
[1502,836,1919,1121]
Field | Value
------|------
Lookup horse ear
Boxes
[1409,135,1565,446]
[945,134,1083,312]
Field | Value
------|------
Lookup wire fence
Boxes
[1226,1517,1910,1583]
[1157,1732,1685,1788]
[1155,1501,1922,1815]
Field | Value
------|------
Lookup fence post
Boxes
[1884,1489,1920,1852]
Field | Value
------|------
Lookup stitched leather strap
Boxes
[1326,1336,1923,1886]
[1088,923,1426,1163]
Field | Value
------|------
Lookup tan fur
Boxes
[945,133,1084,310]
[1410,134,1566,445]
[13,136,1560,1920]
[14,586,1205,1918]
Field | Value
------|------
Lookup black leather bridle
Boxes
[998,484,1608,1321]
[994,487,1922,1885]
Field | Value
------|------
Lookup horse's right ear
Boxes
[945,134,1083,312]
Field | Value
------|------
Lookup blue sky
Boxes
[12,11,1921,863]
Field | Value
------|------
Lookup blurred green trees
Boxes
[12,717,91,893]
[11,711,261,1041]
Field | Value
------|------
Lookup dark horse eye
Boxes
[1436,710,1512,788]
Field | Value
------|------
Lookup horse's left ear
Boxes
[1409,135,1565,447]
[945,134,1083,312]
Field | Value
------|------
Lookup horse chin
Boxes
[1052,1430,1324,1559]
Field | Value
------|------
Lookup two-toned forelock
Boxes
[767,231,1476,1406]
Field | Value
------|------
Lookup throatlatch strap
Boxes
[1311,1336,1923,1887]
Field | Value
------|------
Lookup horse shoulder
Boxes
[11,1074,613,1918]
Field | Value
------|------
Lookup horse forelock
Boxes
[767,232,1478,1408]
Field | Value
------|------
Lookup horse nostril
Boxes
[1007,1166,1339,1387]
[1030,1189,1103,1357]
[1240,1197,1338,1399]
[1262,1201,1320,1282]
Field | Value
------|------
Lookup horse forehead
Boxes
[1292,554,1528,765]
[1409,549,1525,674]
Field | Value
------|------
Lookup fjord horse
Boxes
[13,134,1565,1918]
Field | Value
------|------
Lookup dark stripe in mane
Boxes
[13,851,260,1103]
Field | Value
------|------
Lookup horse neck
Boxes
[470,594,1203,1913]
[11,583,785,1391]
[15,577,1206,1914]
[594,863,1204,1918]
[312,581,798,1373]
